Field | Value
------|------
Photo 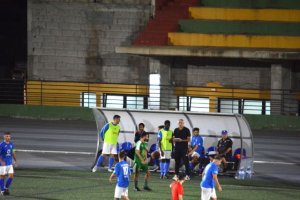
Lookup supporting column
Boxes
[271,64,295,115]
[149,58,177,110]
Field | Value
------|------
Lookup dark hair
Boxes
[4,132,10,135]
[138,123,145,127]
[193,127,199,132]
[119,150,125,159]
[214,155,222,160]
[164,120,170,125]
[177,173,186,181]
[113,115,121,119]
[140,132,148,138]
[158,125,164,129]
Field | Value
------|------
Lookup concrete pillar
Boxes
[149,58,177,110]
[271,64,295,115]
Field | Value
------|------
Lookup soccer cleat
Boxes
[160,175,164,179]
[134,187,141,191]
[172,175,178,181]
[91,166,97,173]
[143,186,152,191]
[3,189,9,195]
[108,168,113,172]
[185,175,191,181]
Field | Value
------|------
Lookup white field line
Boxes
[15,149,299,165]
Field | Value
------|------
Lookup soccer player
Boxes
[173,119,191,180]
[170,173,186,200]
[149,125,163,171]
[92,115,121,173]
[133,132,151,191]
[109,151,131,200]
[188,128,204,172]
[158,120,173,179]
[0,132,17,196]
[200,155,222,200]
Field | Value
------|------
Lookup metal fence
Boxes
[0,79,299,116]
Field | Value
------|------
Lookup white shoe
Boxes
[185,175,190,181]
[108,168,113,172]
[172,175,178,181]
[92,166,97,173]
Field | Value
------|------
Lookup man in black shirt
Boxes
[173,119,191,180]
[217,130,233,172]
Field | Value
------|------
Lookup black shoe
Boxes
[143,186,152,191]
[134,187,141,191]
[160,175,164,179]
[3,189,9,195]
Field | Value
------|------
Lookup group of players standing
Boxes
[92,115,233,200]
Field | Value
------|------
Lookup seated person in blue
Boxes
[188,128,204,173]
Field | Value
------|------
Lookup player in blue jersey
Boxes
[200,155,222,200]
[109,151,131,200]
[0,132,17,196]
[188,128,204,172]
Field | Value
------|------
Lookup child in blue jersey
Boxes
[200,155,222,200]
[0,132,17,196]
[109,151,131,200]
[188,128,204,172]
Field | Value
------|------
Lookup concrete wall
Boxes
[28,0,150,84]
[170,58,271,89]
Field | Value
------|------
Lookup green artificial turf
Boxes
[5,168,300,200]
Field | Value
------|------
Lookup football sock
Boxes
[160,162,164,175]
[108,157,114,170]
[0,179,4,191]
[144,180,148,187]
[165,161,170,175]
[134,180,138,188]
[5,178,12,189]
[96,155,104,167]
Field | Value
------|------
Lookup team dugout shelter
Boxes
[92,108,254,179]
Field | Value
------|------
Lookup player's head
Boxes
[138,123,145,131]
[158,125,164,131]
[113,115,121,124]
[140,132,148,141]
[3,131,11,142]
[164,120,170,130]
[221,130,228,139]
[118,150,126,161]
[193,127,199,136]
[177,173,186,182]
[213,155,222,166]
[178,119,184,128]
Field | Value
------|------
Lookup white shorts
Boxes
[160,150,172,159]
[0,165,14,175]
[114,185,128,198]
[102,142,118,155]
[201,187,216,200]
[192,151,200,158]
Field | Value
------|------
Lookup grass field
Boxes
[4,168,300,200]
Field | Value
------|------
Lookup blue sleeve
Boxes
[157,131,162,140]
[212,164,218,175]
[100,123,109,141]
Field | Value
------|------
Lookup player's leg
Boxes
[92,143,109,172]
[182,154,191,180]
[173,151,181,180]
[121,187,129,200]
[108,144,118,172]
[114,185,122,200]
[4,166,14,195]
[210,188,217,200]
[143,168,151,191]
[0,166,6,195]
[201,187,212,200]
[133,163,141,191]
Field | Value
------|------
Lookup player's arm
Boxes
[13,149,17,166]
[0,146,5,166]
[109,172,115,183]
[157,131,164,157]
[100,123,109,141]
[213,174,222,192]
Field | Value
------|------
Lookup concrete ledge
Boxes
[0,104,94,121]
[116,46,300,60]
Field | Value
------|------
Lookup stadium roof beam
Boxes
[116,46,300,60]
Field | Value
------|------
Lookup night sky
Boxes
[0,0,27,79]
